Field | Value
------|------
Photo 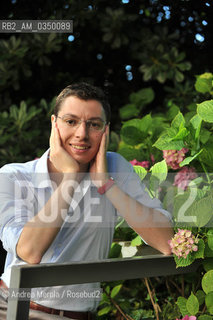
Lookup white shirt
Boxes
[0,150,171,311]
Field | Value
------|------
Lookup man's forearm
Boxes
[16,176,76,264]
[104,183,173,255]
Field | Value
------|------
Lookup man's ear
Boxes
[51,114,56,124]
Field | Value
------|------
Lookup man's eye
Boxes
[90,121,102,129]
[66,119,77,126]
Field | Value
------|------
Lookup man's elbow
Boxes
[16,245,42,264]
[161,248,172,256]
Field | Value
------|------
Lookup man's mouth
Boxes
[69,144,90,150]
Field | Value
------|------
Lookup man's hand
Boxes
[89,125,110,187]
[49,117,80,173]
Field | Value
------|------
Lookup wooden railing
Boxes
[6,250,200,320]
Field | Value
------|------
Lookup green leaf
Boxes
[178,195,213,228]
[156,72,167,83]
[118,146,141,161]
[10,105,19,120]
[190,114,202,140]
[203,258,213,272]
[195,73,213,93]
[153,132,185,150]
[202,270,213,294]
[176,296,188,317]
[133,165,147,181]
[205,243,213,258]
[129,88,155,106]
[207,230,213,250]
[190,114,202,130]
[108,242,122,258]
[166,104,180,120]
[193,239,205,259]
[171,112,185,129]
[175,70,184,82]
[119,104,140,120]
[110,284,122,298]
[120,126,142,145]
[186,292,199,315]
[97,305,112,316]
[150,160,168,183]
[173,190,192,225]
[199,145,213,169]
[205,292,213,314]
[179,149,203,167]
[174,253,195,267]
[131,235,142,246]
[139,114,152,133]
[197,100,213,123]
[200,129,211,144]
[171,127,189,141]
[195,290,205,306]
[99,293,110,304]
[198,315,213,320]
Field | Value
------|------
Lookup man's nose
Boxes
[74,121,89,139]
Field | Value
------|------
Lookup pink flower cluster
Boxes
[130,159,150,169]
[176,316,197,320]
[168,229,198,259]
[163,148,188,170]
[173,167,197,190]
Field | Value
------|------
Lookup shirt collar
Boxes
[31,149,52,188]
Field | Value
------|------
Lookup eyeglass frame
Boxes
[56,115,108,132]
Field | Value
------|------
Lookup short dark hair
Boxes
[54,82,111,123]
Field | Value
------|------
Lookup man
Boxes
[0,83,173,319]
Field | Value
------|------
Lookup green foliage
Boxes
[0,36,31,91]
[0,34,62,94]
[138,28,191,84]
[119,88,155,120]
[202,270,213,294]
[108,243,122,259]
[176,296,188,317]
[114,71,213,319]
[154,111,189,150]
[110,284,122,299]
[197,100,213,123]
[198,316,213,320]
[195,73,213,94]
[196,290,206,306]
[186,292,199,315]
[131,235,143,247]
[133,165,147,181]
[203,258,213,272]
[149,159,168,197]
[205,292,213,315]
[0,97,55,166]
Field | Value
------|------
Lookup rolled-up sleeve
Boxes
[0,169,33,257]
[107,152,172,221]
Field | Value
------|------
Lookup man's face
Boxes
[52,96,106,166]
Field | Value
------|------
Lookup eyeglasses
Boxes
[56,116,107,132]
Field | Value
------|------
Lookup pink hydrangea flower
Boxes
[173,167,198,190]
[163,148,188,170]
[176,316,197,320]
[168,229,198,259]
[130,159,150,169]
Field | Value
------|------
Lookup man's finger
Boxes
[49,121,55,151]
[105,125,110,150]
[54,122,62,147]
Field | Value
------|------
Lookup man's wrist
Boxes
[97,177,115,195]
